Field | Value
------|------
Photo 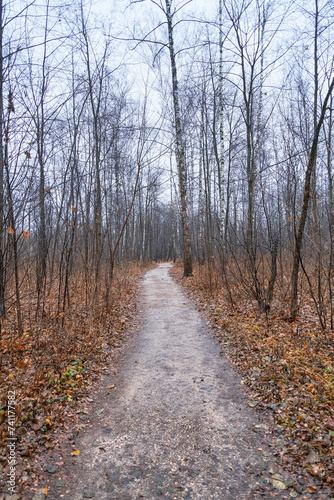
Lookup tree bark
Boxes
[326,96,333,329]
[218,0,225,243]
[4,113,23,334]
[165,0,192,276]
[0,0,5,334]
[35,0,51,317]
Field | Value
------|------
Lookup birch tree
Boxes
[164,0,192,275]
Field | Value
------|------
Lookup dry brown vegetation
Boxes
[171,262,334,494]
[0,263,149,497]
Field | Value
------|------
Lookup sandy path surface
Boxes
[47,263,280,499]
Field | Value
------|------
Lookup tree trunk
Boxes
[218,0,225,243]
[36,0,50,317]
[0,0,5,335]
[165,0,192,276]
[326,96,333,329]
[4,110,23,334]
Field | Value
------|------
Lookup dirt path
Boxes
[47,263,284,499]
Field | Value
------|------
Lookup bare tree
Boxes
[290,76,334,321]
[164,0,192,275]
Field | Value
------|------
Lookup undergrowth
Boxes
[171,263,334,494]
[0,262,150,497]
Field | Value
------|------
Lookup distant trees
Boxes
[0,0,334,333]
[0,0,167,333]
[128,0,193,276]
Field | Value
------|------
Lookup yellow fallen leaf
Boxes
[71,450,80,456]
[44,486,48,495]
[107,384,115,389]
[45,418,51,425]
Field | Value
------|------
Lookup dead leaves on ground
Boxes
[0,263,145,498]
[172,264,334,494]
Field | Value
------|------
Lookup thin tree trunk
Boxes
[80,1,107,280]
[4,111,23,334]
[311,0,319,227]
[0,0,5,335]
[218,0,225,242]
[326,96,333,329]
[36,0,50,317]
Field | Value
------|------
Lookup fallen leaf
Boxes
[307,486,317,493]
[71,450,80,456]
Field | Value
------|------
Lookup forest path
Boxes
[47,263,280,499]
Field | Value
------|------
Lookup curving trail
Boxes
[47,263,281,499]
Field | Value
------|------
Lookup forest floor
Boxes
[0,262,333,499]
[43,263,295,499]
[0,263,148,500]
[171,263,334,499]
